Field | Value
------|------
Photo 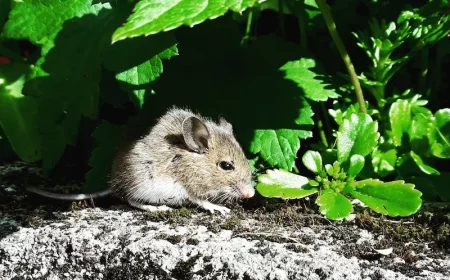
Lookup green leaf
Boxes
[372,146,397,177]
[4,1,129,172]
[280,58,339,101]
[251,129,310,171]
[104,32,178,109]
[409,110,433,155]
[389,99,411,146]
[112,0,262,42]
[302,150,322,174]
[337,113,380,163]
[429,109,450,158]
[410,151,440,175]
[348,154,364,177]
[257,169,318,199]
[3,0,97,55]
[350,179,422,217]
[0,63,41,162]
[84,122,122,192]
[316,190,353,220]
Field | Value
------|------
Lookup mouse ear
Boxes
[182,116,210,153]
[219,117,233,134]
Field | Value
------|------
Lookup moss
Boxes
[145,207,193,223]
[186,238,200,245]
[221,216,241,230]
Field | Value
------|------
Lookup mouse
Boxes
[26,107,255,215]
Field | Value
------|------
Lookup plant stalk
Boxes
[315,0,367,114]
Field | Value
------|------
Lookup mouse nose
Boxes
[239,185,255,198]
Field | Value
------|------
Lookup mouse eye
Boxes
[219,161,234,171]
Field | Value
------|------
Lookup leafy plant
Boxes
[257,113,422,220]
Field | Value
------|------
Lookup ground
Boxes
[0,161,449,280]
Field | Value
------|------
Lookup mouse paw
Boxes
[128,200,172,212]
[191,199,230,215]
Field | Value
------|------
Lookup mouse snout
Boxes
[237,184,255,198]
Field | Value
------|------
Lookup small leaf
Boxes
[389,99,411,146]
[316,190,353,220]
[325,164,334,176]
[337,113,380,163]
[251,129,311,171]
[257,169,318,199]
[348,154,365,177]
[302,150,323,174]
[410,151,440,175]
[429,109,450,158]
[372,146,397,177]
[350,179,422,216]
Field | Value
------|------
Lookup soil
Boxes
[0,161,449,280]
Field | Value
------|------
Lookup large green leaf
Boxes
[337,113,380,163]
[316,190,353,220]
[112,0,263,42]
[429,109,450,158]
[280,59,339,101]
[3,0,96,55]
[0,63,41,162]
[4,1,130,172]
[85,122,122,192]
[389,99,411,146]
[104,32,178,109]
[350,179,422,216]
[257,169,317,199]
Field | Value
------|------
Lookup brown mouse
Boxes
[27,107,255,215]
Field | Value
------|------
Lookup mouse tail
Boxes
[26,186,112,201]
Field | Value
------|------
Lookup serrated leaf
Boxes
[302,150,322,174]
[0,63,41,162]
[104,32,178,109]
[84,122,122,192]
[257,169,318,199]
[280,59,339,101]
[316,190,353,220]
[3,0,97,55]
[350,179,422,217]
[112,0,263,42]
[429,109,450,158]
[337,113,380,163]
[251,129,311,171]
[389,99,411,146]
[348,154,364,177]
[410,151,440,175]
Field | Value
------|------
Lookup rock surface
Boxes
[0,161,449,280]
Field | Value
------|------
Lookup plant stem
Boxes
[241,9,253,44]
[315,0,367,114]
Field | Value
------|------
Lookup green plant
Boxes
[257,112,423,220]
